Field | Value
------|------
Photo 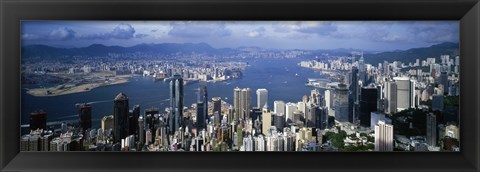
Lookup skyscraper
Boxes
[256,88,268,109]
[302,95,309,103]
[335,83,349,122]
[325,89,335,117]
[350,66,359,103]
[262,107,272,136]
[196,102,206,130]
[383,61,390,76]
[101,115,114,131]
[394,77,414,111]
[439,71,449,95]
[297,102,306,117]
[376,84,384,111]
[233,87,241,121]
[374,120,393,151]
[384,81,397,115]
[358,53,367,85]
[138,116,145,145]
[213,111,221,127]
[305,102,317,128]
[432,94,444,111]
[274,100,285,116]
[114,93,129,143]
[169,74,184,134]
[273,113,285,131]
[129,105,140,136]
[370,112,388,131]
[310,89,320,105]
[325,90,334,109]
[196,86,208,131]
[77,103,92,132]
[233,87,251,121]
[285,102,297,123]
[410,79,417,109]
[212,97,222,116]
[30,111,47,131]
[316,106,328,130]
[198,85,208,119]
[426,113,437,147]
[144,108,159,134]
[359,87,378,127]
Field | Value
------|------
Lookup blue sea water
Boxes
[21,58,326,128]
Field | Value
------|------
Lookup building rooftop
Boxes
[114,92,128,101]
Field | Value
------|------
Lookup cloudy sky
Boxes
[21,21,459,51]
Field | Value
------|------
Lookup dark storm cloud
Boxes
[135,34,149,38]
[407,22,459,43]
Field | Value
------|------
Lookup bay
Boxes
[21,58,326,129]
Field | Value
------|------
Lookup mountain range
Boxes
[22,42,459,64]
[21,42,238,58]
[363,42,459,65]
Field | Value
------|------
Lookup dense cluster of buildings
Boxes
[299,54,460,151]
[21,53,460,152]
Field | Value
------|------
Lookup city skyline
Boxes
[20,21,460,152]
[22,21,459,51]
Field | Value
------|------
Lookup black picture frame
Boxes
[1,0,479,172]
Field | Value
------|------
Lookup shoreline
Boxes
[25,77,130,97]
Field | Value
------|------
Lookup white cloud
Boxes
[48,27,76,40]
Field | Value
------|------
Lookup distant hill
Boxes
[21,42,236,59]
[364,42,459,65]
[22,42,459,63]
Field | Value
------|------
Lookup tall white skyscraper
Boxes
[384,81,397,115]
[374,120,394,151]
[256,88,268,109]
[254,135,266,151]
[358,53,367,84]
[274,100,285,116]
[297,102,306,114]
[325,90,334,109]
[285,102,297,123]
[242,135,254,151]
